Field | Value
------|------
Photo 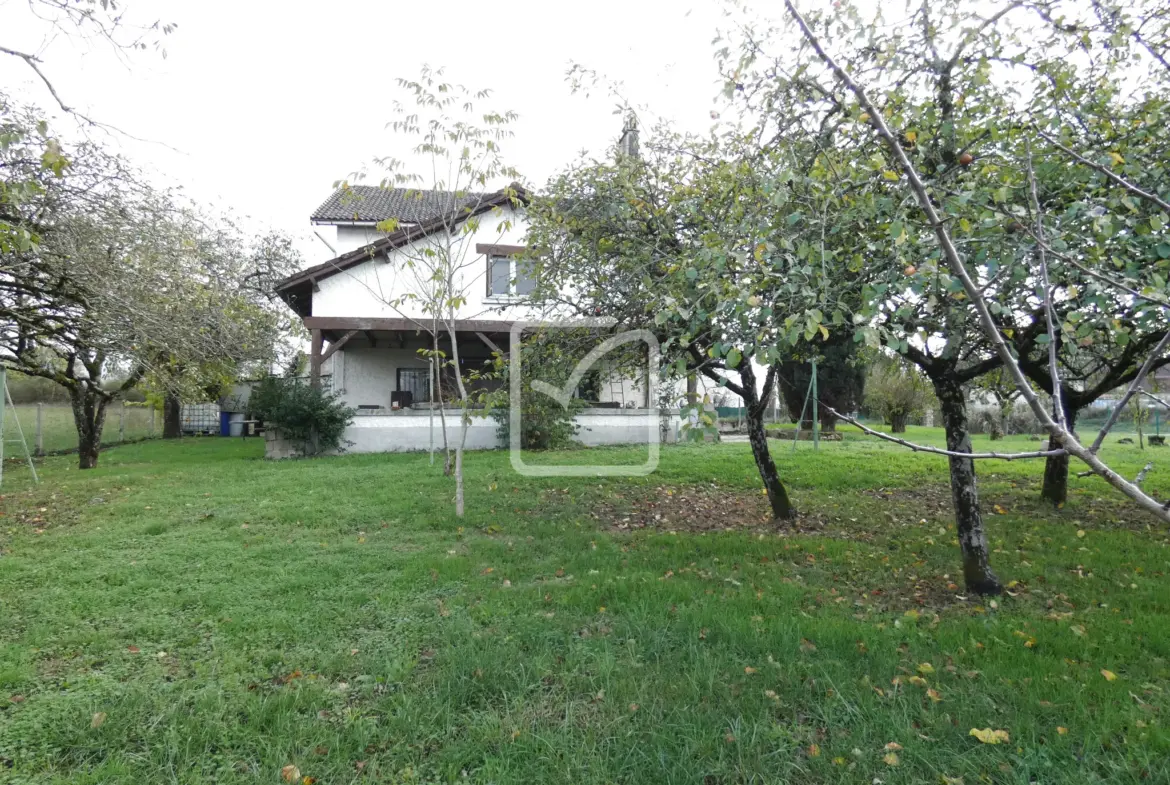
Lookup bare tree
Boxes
[336,66,523,517]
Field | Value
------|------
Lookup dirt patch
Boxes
[586,484,836,535]
[861,485,955,517]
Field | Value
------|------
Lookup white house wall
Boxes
[334,225,388,256]
[336,347,415,409]
[314,206,537,323]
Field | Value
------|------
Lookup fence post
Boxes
[119,402,126,442]
[35,403,44,456]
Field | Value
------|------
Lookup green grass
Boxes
[0,430,1167,784]
[3,404,157,455]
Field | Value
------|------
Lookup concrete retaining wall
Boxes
[343,409,678,455]
[265,409,681,458]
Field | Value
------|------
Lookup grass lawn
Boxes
[0,429,1167,784]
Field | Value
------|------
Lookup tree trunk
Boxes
[936,378,1002,596]
[1040,406,1078,506]
[890,412,908,433]
[820,408,838,432]
[163,392,182,439]
[989,412,1004,441]
[432,329,452,476]
[69,386,109,470]
[455,438,465,517]
[742,364,794,520]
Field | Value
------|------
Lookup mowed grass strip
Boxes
[0,431,1166,784]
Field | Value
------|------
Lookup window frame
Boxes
[479,243,531,301]
[395,367,432,403]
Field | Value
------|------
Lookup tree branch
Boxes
[1025,141,1065,428]
[1037,130,1170,214]
[1089,329,1170,452]
[822,402,1065,461]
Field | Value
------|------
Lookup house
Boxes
[274,179,680,454]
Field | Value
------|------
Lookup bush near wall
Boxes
[249,377,354,456]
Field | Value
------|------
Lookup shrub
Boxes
[249,377,354,455]
[864,355,936,433]
[489,333,585,450]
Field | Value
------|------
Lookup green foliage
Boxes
[778,332,867,430]
[489,332,584,450]
[0,94,64,255]
[864,355,936,432]
[249,377,354,455]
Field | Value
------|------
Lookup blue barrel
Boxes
[219,410,231,436]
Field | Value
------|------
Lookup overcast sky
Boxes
[1,0,736,265]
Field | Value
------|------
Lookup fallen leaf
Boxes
[127,645,140,654]
[90,712,107,729]
[927,688,943,703]
[629,703,639,712]
[969,728,1010,744]
[884,742,903,751]
[9,694,25,703]
[1101,669,1117,682]
[1056,726,1068,735]
[809,743,821,757]
[908,676,928,687]
[744,666,757,675]
[281,765,301,783]
[883,752,900,766]
[799,638,817,653]
[1076,530,1086,538]
[917,663,934,675]
[354,761,366,772]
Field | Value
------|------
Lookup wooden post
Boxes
[310,328,323,389]
[35,403,44,456]
[119,401,126,441]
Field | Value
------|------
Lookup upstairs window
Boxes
[482,244,534,298]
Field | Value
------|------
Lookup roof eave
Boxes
[310,218,382,227]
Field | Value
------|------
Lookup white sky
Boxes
[1,0,733,265]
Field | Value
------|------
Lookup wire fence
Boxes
[2,402,158,456]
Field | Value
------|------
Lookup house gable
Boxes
[277,185,528,318]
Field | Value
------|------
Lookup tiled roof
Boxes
[310,185,488,224]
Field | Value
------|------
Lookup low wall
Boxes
[332,409,680,455]
[265,428,305,460]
